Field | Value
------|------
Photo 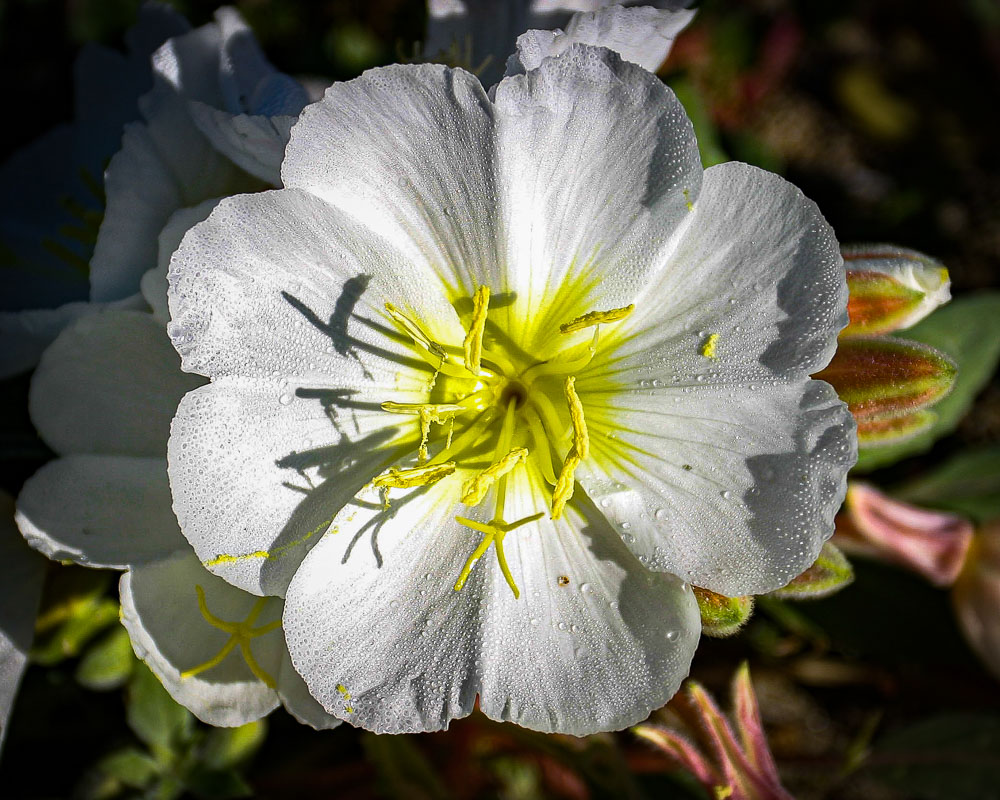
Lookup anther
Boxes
[559,303,634,334]
[551,376,589,519]
[461,447,528,506]
[372,462,456,489]
[463,285,490,375]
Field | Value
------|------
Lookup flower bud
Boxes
[842,244,951,336]
[634,664,794,800]
[693,586,754,637]
[770,542,853,600]
[834,482,973,586]
[815,337,956,447]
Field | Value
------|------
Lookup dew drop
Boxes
[278,393,293,406]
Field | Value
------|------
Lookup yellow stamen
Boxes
[384,302,446,359]
[700,333,719,359]
[463,285,490,375]
[551,453,581,520]
[461,446,528,506]
[454,512,544,597]
[559,303,634,334]
[564,376,589,459]
[551,376,589,519]
[181,586,280,689]
[382,402,465,462]
[372,461,456,489]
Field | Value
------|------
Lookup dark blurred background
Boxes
[1,1,999,798]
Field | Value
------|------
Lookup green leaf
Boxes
[32,596,119,666]
[97,747,160,790]
[861,713,1000,800]
[855,292,1000,471]
[200,720,267,771]
[76,624,135,691]
[894,445,1000,522]
[182,765,253,799]
[126,662,195,756]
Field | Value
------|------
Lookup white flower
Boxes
[14,305,337,729]
[167,45,855,735]
[0,5,304,379]
[0,3,188,378]
[425,0,696,82]
[0,491,46,754]
[92,6,308,306]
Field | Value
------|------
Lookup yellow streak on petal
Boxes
[700,333,719,359]
[460,446,529,506]
[463,285,490,375]
[559,303,634,334]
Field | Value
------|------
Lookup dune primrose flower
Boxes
[167,45,855,735]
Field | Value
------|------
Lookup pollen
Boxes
[559,303,635,334]
[463,285,490,375]
[461,446,528,506]
[700,333,719,359]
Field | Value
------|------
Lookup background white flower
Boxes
[167,45,855,735]
[14,305,337,729]
[425,0,695,82]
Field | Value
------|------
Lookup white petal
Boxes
[16,455,185,569]
[29,310,203,457]
[506,5,696,75]
[213,7,309,116]
[282,53,701,353]
[282,64,502,301]
[0,293,145,379]
[90,87,260,303]
[577,380,855,596]
[493,45,702,346]
[276,650,341,730]
[120,550,282,727]
[0,491,46,754]
[284,471,699,735]
[167,187,465,382]
[143,199,221,325]
[573,162,854,595]
[188,103,294,184]
[169,378,407,596]
[620,161,848,385]
[425,1,693,85]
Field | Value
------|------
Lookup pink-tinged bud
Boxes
[635,664,794,800]
[855,408,936,448]
[953,521,1000,681]
[693,586,754,637]
[834,483,974,586]
[842,244,951,336]
[815,336,956,432]
[770,542,853,600]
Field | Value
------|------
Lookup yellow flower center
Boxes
[373,286,633,599]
